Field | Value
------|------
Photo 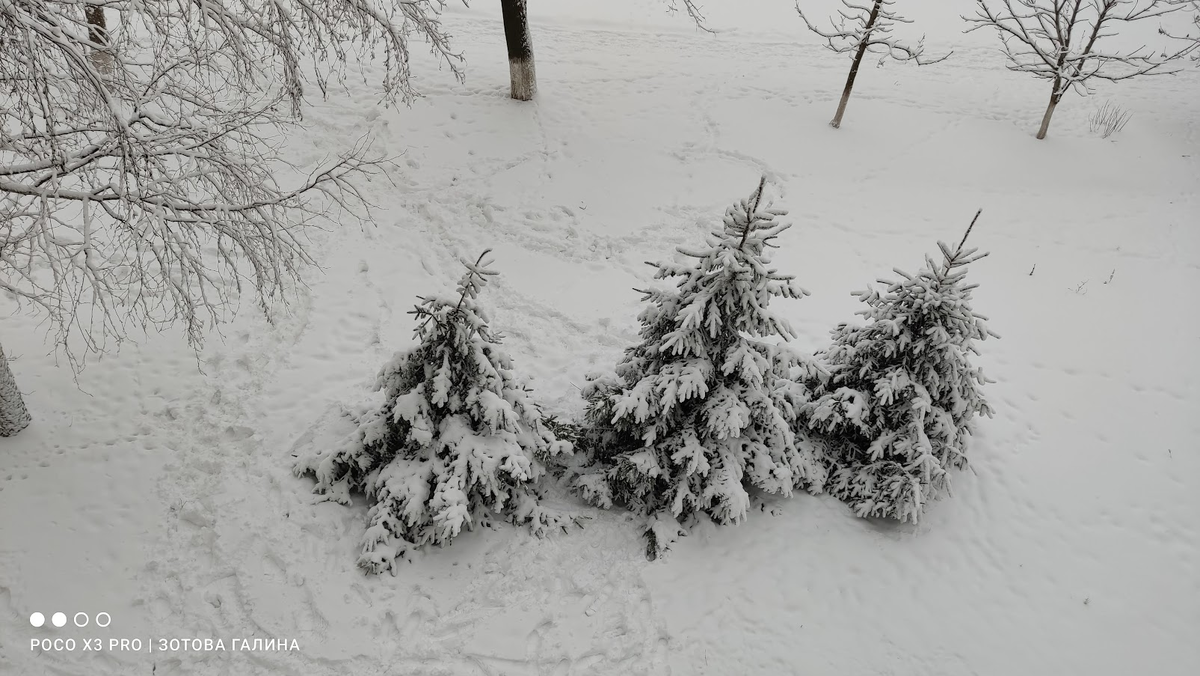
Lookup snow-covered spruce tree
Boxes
[293,252,573,574]
[0,344,32,436]
[805,210,997,523]
[576,178,826,560]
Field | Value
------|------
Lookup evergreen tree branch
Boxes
[739,174,768,250]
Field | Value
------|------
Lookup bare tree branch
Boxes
[1159,0,1200,59]
[663,0,715,33]
[0,0,460,370]
[799,0,948,65]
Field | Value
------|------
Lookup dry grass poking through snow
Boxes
[1089,100,1133,139]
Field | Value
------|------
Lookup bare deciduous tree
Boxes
[798,0,950,128]
[501,0,536,100]
[0,0,466,433]
[965,0,1194,139]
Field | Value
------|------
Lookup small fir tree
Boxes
[805,210,997,523]
[294,252,572,574]
[577,178,825,559]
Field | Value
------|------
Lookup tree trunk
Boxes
[0,343,32,437]
[830,0,882,129]
[1036,88,1062,140]
[501,0,536,101]
[85,6,107,47]
[84,5,113,74]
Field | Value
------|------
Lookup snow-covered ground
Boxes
[3,2,1199,675]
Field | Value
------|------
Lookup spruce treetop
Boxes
[633,176,807,359]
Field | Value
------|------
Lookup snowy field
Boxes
[3,1,1199,675]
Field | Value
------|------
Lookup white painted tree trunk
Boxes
[509,56,537,101]
[0,343,32,437]
[501,0,537,101]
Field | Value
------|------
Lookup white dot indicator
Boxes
[74,612,89,627]
[95,612,111,628]
[51,612,67,628]
[30,612,45,627]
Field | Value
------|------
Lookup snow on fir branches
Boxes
[293,251,574,574]
[805,210,998,523]
[576,177,827,559]
[289,202,1003,568]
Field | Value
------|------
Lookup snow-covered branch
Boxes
[664,0,714,32]
[965,0,1191,94]
[0,0,460,368]
[798,0,948,66]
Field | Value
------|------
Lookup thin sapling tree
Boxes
[797,0,950,128]
[965,0,1195,139]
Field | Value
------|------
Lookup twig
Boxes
[956,208,984,256]
[455,249,493,311]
